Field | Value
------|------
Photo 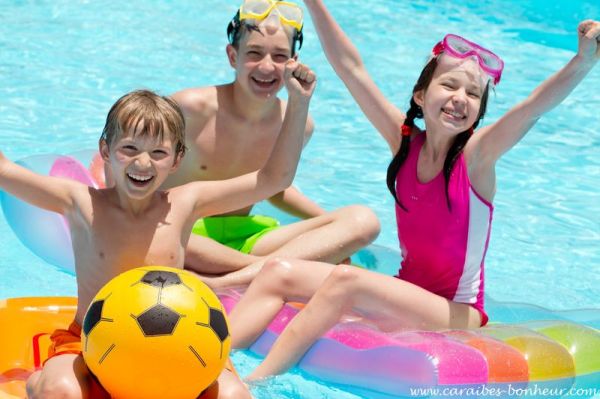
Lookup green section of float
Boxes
[525,321,600,376]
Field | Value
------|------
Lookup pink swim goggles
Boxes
[432,34,504,85]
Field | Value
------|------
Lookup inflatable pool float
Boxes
[218,289,600,398]
[1,294,599,399]
[1,152,600,398]
[0,150,105,274]
[0,297,77,399]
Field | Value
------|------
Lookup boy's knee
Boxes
[342,205,381,244]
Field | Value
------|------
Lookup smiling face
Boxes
[101,127,180,201]
[227,23,295,99]
[414,54,488,136]
[99,90,186,202]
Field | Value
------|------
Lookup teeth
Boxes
[254,77,275,83]
[128,173,152,182]
[444,109,464,118]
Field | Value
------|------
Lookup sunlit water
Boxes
[1,1,599,397]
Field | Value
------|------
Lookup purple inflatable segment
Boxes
[250,329,438,397]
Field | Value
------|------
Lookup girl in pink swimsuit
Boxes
[226,0,600,381]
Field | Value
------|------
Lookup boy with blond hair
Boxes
[0,58,316,398]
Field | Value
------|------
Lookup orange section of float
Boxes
[446,330,529,383]
[0,297,77,398]
[480,325,576,381]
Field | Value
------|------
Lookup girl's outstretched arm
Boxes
[0,151,84,215]
[303,0,406,153]
[471,20,600,167]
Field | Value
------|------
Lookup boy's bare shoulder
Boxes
[170,86,223,118]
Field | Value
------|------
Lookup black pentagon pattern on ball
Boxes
[140,270,182,288]
[197,298,230,346]
[136,304,181,336]
[209,308,229,342]
[83,299,105,335]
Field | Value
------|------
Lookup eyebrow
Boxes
[246,44,290,53]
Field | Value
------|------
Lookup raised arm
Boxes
[267,115,326,218]
[0,151,83,215]
[470,20,600,167]
[188,60,317,218]
[303,0,406,153]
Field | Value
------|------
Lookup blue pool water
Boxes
[1,0,599,397]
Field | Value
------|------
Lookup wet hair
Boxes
[386,57,490,211]
[226,10,303,57]
[100,90,186,159]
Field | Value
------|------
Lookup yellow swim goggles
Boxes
[227,0,304,55]
[239,0,304,31]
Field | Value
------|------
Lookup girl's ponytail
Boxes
[386,100,421,211]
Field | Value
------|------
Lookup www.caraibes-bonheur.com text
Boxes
[408,384,600,397]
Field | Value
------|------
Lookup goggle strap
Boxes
[295,27,303,51]
[227,11,242,44]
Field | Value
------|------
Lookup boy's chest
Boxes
[190,118,281,179]
[76,210,187,271]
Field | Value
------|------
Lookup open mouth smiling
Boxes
[127,172,154,186]
[252,76,277,88]
[442,107,466,120]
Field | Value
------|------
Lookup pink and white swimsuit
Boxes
[394,133,492,325]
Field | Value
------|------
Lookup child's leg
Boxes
[200,206,379,289]
[185,206,377,279]
[229,258,335,349]
[247,265,482,380]
[250,205,380,263]
[185,234,261,275]
[26,354,109,399]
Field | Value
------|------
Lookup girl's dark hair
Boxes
[386,57,490,211]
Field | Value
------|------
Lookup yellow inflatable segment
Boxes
[480,325,576,381]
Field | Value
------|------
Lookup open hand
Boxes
[577,20,600,62]
[284,59,317,100]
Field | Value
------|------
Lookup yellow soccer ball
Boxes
[82,266,231,399]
